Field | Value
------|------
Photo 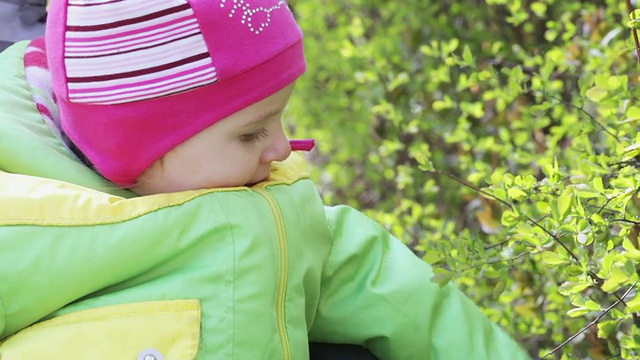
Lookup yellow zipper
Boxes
[254,188,291,360]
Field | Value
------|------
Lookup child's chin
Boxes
[246,173,270,187]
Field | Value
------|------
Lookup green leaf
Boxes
[584,299,602,311]
[592,176,605,192]
[530,2,547,17]
[567,306,591,317]
[540,251,570,266]
[558,281,592,295]
[493,279,507,298]
[585,86,608,102]
[431,268,454,288]
[621,334,635,349]
[507,187,527,201]
[388,72,409,91]
[569,293,588,307]
[601,266,631,293]
[623,238,640,260]
[462,45,474,65]
[418,160,435,172]
[564,265,586,277]
[578,73,594,96]
[597,320,620,338]
[490,171,504,189]
[492,188,507,202]
[627,106,640,120]
[557,188,573,219]
[423,251,445,265]
[577,219,590,232]
[626,294,640,313]
[591,213,606,226]
[500,210,520,227]
[514,232,542,247]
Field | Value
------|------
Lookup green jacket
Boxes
[0,41,530,360]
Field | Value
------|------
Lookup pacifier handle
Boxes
[289,139,315,151]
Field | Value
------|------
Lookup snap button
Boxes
[137,348,164,360]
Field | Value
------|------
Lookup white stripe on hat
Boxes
[65,0,217,104]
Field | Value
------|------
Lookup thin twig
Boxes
[610,218,640,225]
[433,169,514,209]
[431,168,627,300]
[484,239,511,250]
[526,215,581,263]
[541,281,638,359]
[541,92,621,142]
[598,193,619,215]
[464,252,530,271]
[434,169,580,266]
[609,160,640,168]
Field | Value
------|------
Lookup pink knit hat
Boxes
[46,0,305,186]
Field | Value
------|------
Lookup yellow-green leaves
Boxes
[292,0,640,356]
[557,188,574,219]
[568,294,602,317]
[585,86,608,102]
[628,9,640,30]
[625,294,640,314]
[540,251,570,266]
[507,188,527,202]
[598,251,638,293]
[585,75,628,103]
[623,238,640,261]
[626,106,640,121]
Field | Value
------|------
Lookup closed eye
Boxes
[240,128,270,142]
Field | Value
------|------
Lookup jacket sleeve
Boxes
[309,205,530,360]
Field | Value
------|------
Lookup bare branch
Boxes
[464,252,530,271]
[610,218,640,225]
[484,239,511,250]
[525,215,581,263]
[541,281,638,359]
[544,93,621,142]
[432,169,514,209]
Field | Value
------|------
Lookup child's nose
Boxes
[263,130,291,163]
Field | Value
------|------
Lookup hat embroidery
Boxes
[220,0,287,34]
[64,0,217,105]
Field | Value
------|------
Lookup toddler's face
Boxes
[131,83,295,195]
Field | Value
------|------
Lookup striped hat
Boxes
[46,0,305,186]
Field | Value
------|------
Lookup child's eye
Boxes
[240,128,270,142]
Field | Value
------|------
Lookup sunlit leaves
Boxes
[541,251,571,266]
[290,0,640,358]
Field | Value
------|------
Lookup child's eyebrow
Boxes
[242,108,283,127]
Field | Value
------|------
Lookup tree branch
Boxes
[541,281,637,359]
[541,93,621,142]
[432,169,514,209]
[610,218,640,225]
[464,252,530,271]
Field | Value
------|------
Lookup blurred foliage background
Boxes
[286,0,640,358]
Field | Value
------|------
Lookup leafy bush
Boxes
[288,0,640,358]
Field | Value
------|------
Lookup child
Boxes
[0,0,531,359]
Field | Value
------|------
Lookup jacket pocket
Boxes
[0,299,201,360]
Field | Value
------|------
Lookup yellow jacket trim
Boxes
[0,153,310,226]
